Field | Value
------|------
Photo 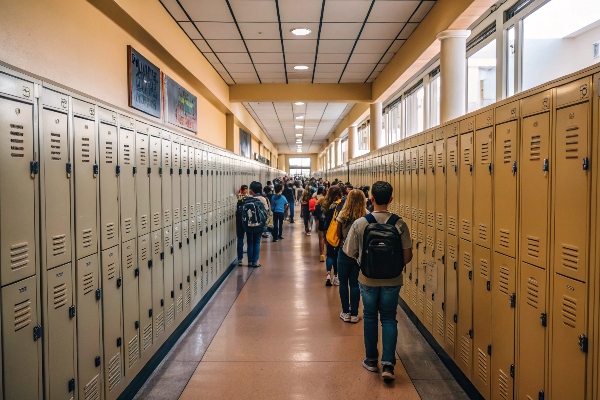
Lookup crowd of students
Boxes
[235,175,413,382]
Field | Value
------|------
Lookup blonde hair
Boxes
[338,189,366,225]
[301,188,313,203]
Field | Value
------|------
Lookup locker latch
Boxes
[579,334,588,353]
[194,270,197,276]
[148,260,153,268]
[201,170,204,176]
[170,167,174,175]
[95,288,102,300]
[486,281,491,291]
[133,166,137,175]
[431,293,434,301]
[540,312,547,327]
[454,165,458,173]
[134,268,139,277]
[512,161,517,174]
[160,252,164,260]
[116,165,121,176]
[510,364,514,378]
[194,169,197,175]
[116,337,122,347]
[194,233,197,239]
[179,168,182,175]
[187,168,190,175]
[160,299,164,307]
[147,167,151,175]
[95,356,101,367]
[179,242,182,249]
[539,391,545,400]
[415,278,418,285]
[180,283,183,290]
[159,167,162,175]
[69,305,76,319]
[116,277,122,288]
[487,344,492,356]
[453,314,458,323]
[431,166,434,174]
[509,293,516,308]
[68,379,75,393]
[469,164,473,174]
[66,162,72,178]
[135,321,139,329]
[441,255,445,264]
[422,285,425,292]
[543,159,549,172]
[30,160,39,177]
[93,164,99,177]
[33,325,42,341]
[149,309,153,318]
[468,270,472,280]
[171,246,174,254]
[171,290,174,298]
[441,302,444,311]
[454,261,457,270]
[488,163,492,174]
[583,157,589,171]
[187,238,190,244]
[468,329,473,339]
[187,276,190,283]
[211,257,213,262]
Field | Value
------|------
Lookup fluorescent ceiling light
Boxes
[295,134,303,137]
[294,102,304,105]
[296,139,302,143]
[297,149,303,152]
[294,65,309,70]
[295,115,304,119]
[295,125,303,129]
[291,28,311,36]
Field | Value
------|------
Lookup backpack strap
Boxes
[386,214,400,227]
[364,213,377,224]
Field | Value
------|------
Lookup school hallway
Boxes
[135,220,469,400]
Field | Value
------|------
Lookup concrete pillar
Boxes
[333,140,339,167]
[369,102,384,151]
[436,30,471,123]
[348,125,358,159]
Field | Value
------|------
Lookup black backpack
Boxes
[360,213,405,279]
[241,197,267,233]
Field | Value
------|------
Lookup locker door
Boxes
[554,103,590,282]
[99,120,119,249]
[518,262,546,400]
[182,220,191,314]
[435,137,446,231]
[426,141,435,227]
[411,147,418,222]
[42,107,71,269]
[520,112,550,268]
[46,264,75,400]
[181,145,189,225]
[121,238,140,383]
[137,234,153,362]
[172,142,181,224]
[474,127,493,249]
[551,274,587,400]
[161,136,172,227]
[493,120,518,257]
[135,131,150,236]
[188,145,195,225]
[446,136,459,236]
[151,230,164,347]
[472,245,491,399]
[459,132,473,242]
[433,231,445,347]
[400,149,407,219]
[163,226,175,335]
[74,114,98,259]
[119,126,136,242]
[424,226,436,332]
[202,149,208,216]
[173,222,184,324]
[76,254,102,400]
[416,224,426,321]
[189,208,198,308]
[195,148,203,300]
[457,238,473,379]
[149,135,162,231]
[491,252,515,400]
[1,275,41,400]
[0,97,36,286]
[418,144,427,225]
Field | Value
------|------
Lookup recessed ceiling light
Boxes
[296,139,302,143]
[291,28,311,36]
[296,115,304,119]
[294,65,309,70]
[295,125,303,129]
[294,102,304,106]
[295,133,303,137]
[297,149,303,152]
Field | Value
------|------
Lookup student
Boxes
[300,189,313,235]
[313,192,327,262]
[245,181,269,268]
[361,186,373,212]
[235,185,249,266]
[283,182,295,223]
[336,189,368,324]
[323,186,343,286]
[270,184,288,242]
[342,181,413,381]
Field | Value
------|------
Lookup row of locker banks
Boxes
[323,64,600,400]
[0,66,284,400]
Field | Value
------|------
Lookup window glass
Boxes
[387,104,400,144]
[289,157,310,167]
[358,122,370,151]
[523,0,600,91]
[405,86,424,137]
[341,139,348,163]
[506,26,516,97]
[468,39,497,112]
[289,168,310,177]
[429,75,441,127]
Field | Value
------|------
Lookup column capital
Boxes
[436,30,471,40]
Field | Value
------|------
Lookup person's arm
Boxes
[336,220,343,244]
[403,248,413,264]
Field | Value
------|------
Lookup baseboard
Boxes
[398,297,484,400]
[118,259,239,400]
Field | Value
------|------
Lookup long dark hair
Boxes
[322,185,342,210]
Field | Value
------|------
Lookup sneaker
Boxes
[272,239,278,242]
[381,365,395,381]
[289,219,295,223]
[362,359,378,372]
[237,260,243,266]
[278,236,284,240]
[340,311,351,322]
[319,255,325,262]
[350,315,359,323]
[252,263,261,268]
[326,274,333,286]
[332,276,340,286]
[307,232,312,236]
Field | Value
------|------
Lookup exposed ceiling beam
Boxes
[229,83,372,103]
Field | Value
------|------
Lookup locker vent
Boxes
[152,149,159,165]
[448,216,456,232]
[10,242,30,271]
[174,207,180,221]
[84,375,100,400]
[418,291,425,315]
[122,144,131,164]
[530,135,541,160]
[526,277,539,308]
[125,218,132,235]
[460,334,470,366]
[499,229,510,248]
[427,153,433,168]
[478,224,487,242]
[561,295,577,328]
[480,258,489,279]
[190,204,195,217]
[176,295,183,314]
[82,229,93,248]
[448,243,457,260]
[499,369,509,399]
[164,210,171,224]
[449,150,456,166]
[139,145,147,165]
[436,239,444,256]
[193,279,198,298]
[418,209,425,222]
[143,323,152,350]
[503,139,512,163]
[437,152,443,167]
[49,131,63,160]
[53,283,67,309]
[185,287,191,307]
[140,245,148,261]
[125,252,133,269]
[564,131,579,159]
[140,215,148,231]
[165,234,171,248]
[153,213,160,227]
[561,245,579,272]
[166,304,174,327]
[437,213,444,228]
[499,267,510,295]
[437,312,445,337]
[153,241,160,255]
[14,299,32,331]
[83,272,94,294]
[155,312,164,338]
[80,138,91,162]
[174,228,180,243]
[52,234,66,256]
[426,300,433,326]
[412,286,417,307]
[128,335,139,368]
[480,142,490,163]
[105,141,114,163]
[107,262,115,280]
[108,353,121,391]
[477,348,488,384]
[461,220,471,237]
[412,207,417,221]
[417,229,424,243]
[106,223,115,240]
[463,251,472,270]
[405,205,410,217]
[182,206,188,219]
[446,323,456,347]
[463,147,471,164]
[427,211,434,225]
[526,236,540,258]
[9,125,25,158]
[427,234,435,250]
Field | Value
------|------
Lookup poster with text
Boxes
[163,74,198,133]
[127,46,161,118]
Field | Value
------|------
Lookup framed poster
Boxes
[163,74,198,133]
[127,46,161,118]
[239,128,251,159]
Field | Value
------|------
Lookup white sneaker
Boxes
[350,315,359,323]
[326,274,333,287]
[340,311,351,322]
[332,276,340,286]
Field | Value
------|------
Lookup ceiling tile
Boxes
[238,22,280,40]
[193,39,211,52]
[318,40,355,53]
[285,53,316,64]
[218,52,253,64]
[361,23,405,40]
[289,78,312,83]
[320,23,362,40]
[323,0,372,22]
[344,63,377,73]
[179,0,232,21]
[410,1,437,23]
[314,63,345,73]
[246,40,282,52]
[315,53,348,63]
[229,0,278,22]
[381,52,395,63]
[283,39,318,53]
[348,53,382,64]
[313,71,343,79]
[235,78,262,83]
[231,72,260,79]
[353,39,393,54]
[195,22,240,39]
[280,23,321,40]
[251,52,285,64]
[160,0,188,21]
[179,22,202,40]
[259,72,287,79]
[368,1,421,22]
[225,63,256,73]
[398,23,419,40]
[254,64,285,73]
[203,52,219,65]
[279,0,322,21]
[208,40,247,53]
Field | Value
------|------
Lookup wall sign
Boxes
[240,128,251,159]
[163,74,198,133]
[127,46,161,118]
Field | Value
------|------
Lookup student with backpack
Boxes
[236,184,249,266]
[283,182,295,223]
[239,181,269,267]
[313,192,327,262]
[323,186,343,286]
[342,181,413,381]
[270,184,288,242]
[300,189,313,235]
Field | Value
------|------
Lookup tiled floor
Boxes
[135,219,468,400]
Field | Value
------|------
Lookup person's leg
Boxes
[337,252,351,314]
[318,229,325,257]
[303,209,310,232]
[237,230,245,262]
[379,285,401,366]
[349,261,361,317]
[289,202,295,221]
[359,283,380,362]
[246,231,255,263]
[252,232,262,264]
[272,213,279,240]
[277,212,284,238]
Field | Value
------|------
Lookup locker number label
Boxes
[19,286,27,293]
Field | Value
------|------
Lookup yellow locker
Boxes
[398,142,405,219]
[393,143,400,215]
[473,126,493,249]
[459,127,473,242]
[426,140,435,227]
[424,226,436,333]
[121,238,140,384]
[445,234,459,359]
[472,245,492,399]
[418,141,427,225]
[411,144,419,223]
[433,231,445,347]
[404,146,412,219]
[435,129,446,231]
[446,131,459,237]
[457,238,473,380]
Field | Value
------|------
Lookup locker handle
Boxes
[68,379,75,393]
[510,364,514,378]
[187,238,189,244]
[179,242,182,249]
[187,276,190,283]
[583,157,589,171]
[69,305,76,319]
[160,299,164,307]
[194,169,198,175]
[509,293,516,308]
[30,160,39,177]
[33,325,42,341]
[133,166,137,175]
[159,167,162,175]
[134,268,139,277]
[147,167,151,175]
[540,312,547,327]
[170,167,173,175]
[431,293,434,301]
[194,270,197,276]
[171,290,174,298]
[179,168,183,175]
[180,283,182,290]
[454,165,458,173]
[96,288,102,301]
[149,309,152,318]
[160,252,164,260]
[468,329,473,339]
[187,168,190,175]
[487,344,492,356]
[95,356,101,367]
[116,165,121,176]
[93,164,99,177]
[441,302,444,311]
[468,270,472,280]
[486,281,491,291]
[66,162,72,178]
[512,161,517,175]
[539,391,545,400]
[135,321,139,329]
[488,163,492,174]
[431,166,434,174]
[116,277,122,288]
[117,337,122,347]
[469,164,473,174]
[453,261,457,270]
[441,255,445,264]
[579,334,588,353]
[148,260,152,268]
[453,314,458,323]
[171,245,174,254]
[543,159,549,172]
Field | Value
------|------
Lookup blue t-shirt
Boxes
[270,194,288,213]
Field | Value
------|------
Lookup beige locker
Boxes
[182,220,191,314]
[518,262,546,400]
[474,127,493,249]
[149,134,162,232]
[189,214,198,308]
[457,238,473,379]
[161,134,172,227]
[162,226,175,337]
[433,230,445,347]
[416,223,426,322]
[459,131,473,242]
[201,149,208,216]
[491,252,515,400]
[195,148,203,300]
[554,101,590,283]
[1,275,42,400]
[73,109,98,260]
[411,145,418,222]
[99,117,120,249]
[418,143,426,225]
[76,254,102,400]
[0,96,37,286]
[121,238,140,383]
[426,141,435,227]
[446,134,459,237]
[472,245,492,399]
[137,234,153,363]
[135,130,150,236]
[424,226,435,333]
[181,145,189,226]
[435,131,446,231]
[150,230,165,348]
[119,124,136,242]
[172,141,181,224]
[520,98,550,269]
[41,106,72,270]
[551,273,588,400]
[188,145,196,223]
[173,222,184,325]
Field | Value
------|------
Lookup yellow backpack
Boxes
[325,200,342,247]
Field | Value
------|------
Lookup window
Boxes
[289,168,310,177]
[358,121,370,151]
[405,84,424,137]
[386,103,400,144]
[506,25,516,97]
[341,138,348,164]
[468,39,497,112]
[429,70,441,128]
[289,157,311,177]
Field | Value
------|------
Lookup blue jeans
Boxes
[246,232,262,263]
[273,212,284,239]
[237,230,245,261]
[288,202,295,220]
[338,251,360,316]
[359,283,401,366]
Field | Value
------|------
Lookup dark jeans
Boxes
[288,201,295,220]
[326,245,338,275]
[273,212,284,239]
[246,231,262,263]
[359,283,401,365]
[302,204,311,231]
[237,230,245,261]
[338,251,360,316]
